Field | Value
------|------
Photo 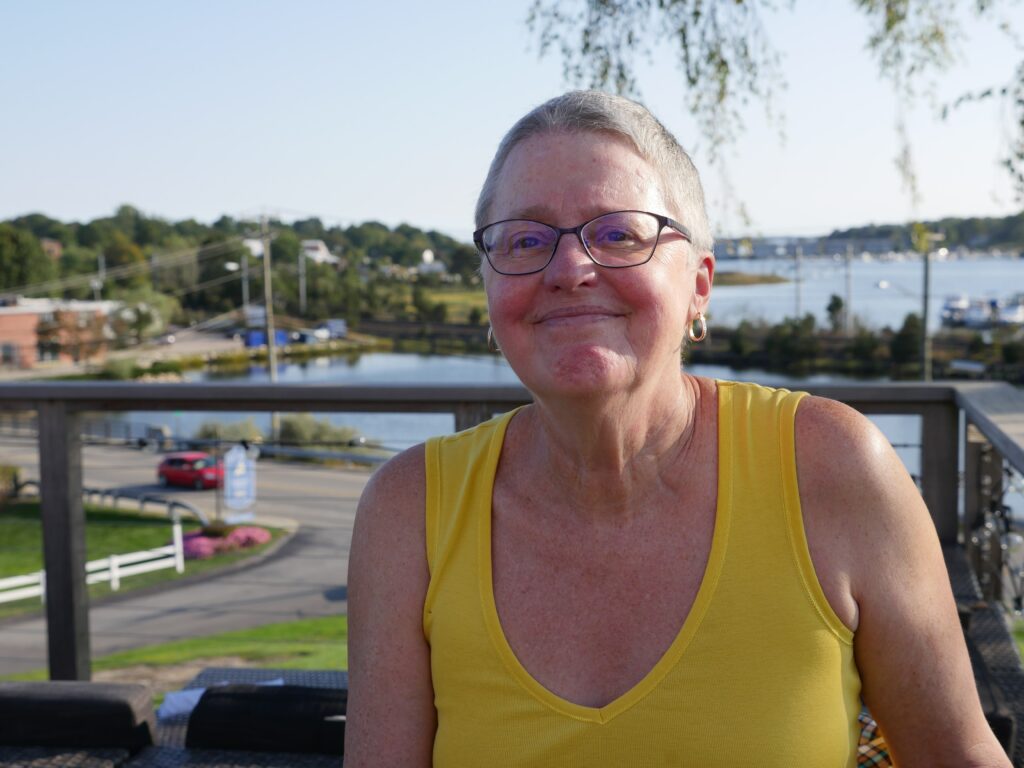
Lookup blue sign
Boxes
[223,444,256,513]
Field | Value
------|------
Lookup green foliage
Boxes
[148,359,183,375]
[98,357,140,380]
[890,313,923,368]
[527,0,1023,203]
[846,328,886,374]
[103,231,146,289]
[1003,341,1023,365]
[8,213,75,247]
[0,223,57,292]
[729,319,755,358]
[528,0,783,161]
[826,294,845,333]
[195,418,264,443]
[278,414,360,447]
[763,314,820,373]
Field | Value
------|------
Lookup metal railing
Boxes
[0,380,1020,680]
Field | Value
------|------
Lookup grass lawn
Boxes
[423,287,488,324]
[1014,621,1024,660]
[0,501,284,620]
[1,615,347,686]
[92,615,348,672]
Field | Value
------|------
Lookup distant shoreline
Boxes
[715,271,788,286]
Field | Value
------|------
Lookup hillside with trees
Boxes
[0,206,482,341]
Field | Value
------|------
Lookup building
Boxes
[301,240,341,266]
[0,297,119,369]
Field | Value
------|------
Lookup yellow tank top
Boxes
[424,380,862,767]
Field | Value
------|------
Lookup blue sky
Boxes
[1,1,1021,240]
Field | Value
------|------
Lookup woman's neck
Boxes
[509,371,707,521]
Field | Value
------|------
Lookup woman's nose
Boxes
[542,232,597,289]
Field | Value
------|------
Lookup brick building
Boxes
[0,298,119,369]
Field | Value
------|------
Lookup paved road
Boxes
[0,438,372,676]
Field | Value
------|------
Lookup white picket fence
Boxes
[0,518,184,605]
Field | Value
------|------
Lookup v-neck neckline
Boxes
[477,391,731,724]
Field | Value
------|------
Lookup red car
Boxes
[157,451,223,490]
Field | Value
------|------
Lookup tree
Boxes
[763,313,819,373]
[103,231,147,290]
[890,312,923,369]
[528,0,1023,201]
[0,224,58,293]
[827,294,845,333]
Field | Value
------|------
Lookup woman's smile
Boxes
[533,305,625,326]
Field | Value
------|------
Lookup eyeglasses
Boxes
[473,210,691,276]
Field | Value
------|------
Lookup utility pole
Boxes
[794,245,803,318]
[844,243,854,336]
[241,246,250,320]
[298,246,307,316]
[922,247,932,381]
[260,216,280,439]
[95,252,106,300]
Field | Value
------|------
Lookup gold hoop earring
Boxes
[487,326,500,353]
[687,312,707,343]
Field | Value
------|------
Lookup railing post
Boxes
[109,554,120,591]
[919,401,960,544]
[172,514,185,573]
[964,423,1003,533]
[37,400,91,680]
[454,403,494,432]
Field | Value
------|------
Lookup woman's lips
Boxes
[533,306,622,325]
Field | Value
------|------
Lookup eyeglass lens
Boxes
[482,211,663,274]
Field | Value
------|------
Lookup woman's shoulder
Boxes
[794,394,896,488]
[792,394,933,598]
[357,444,427,526]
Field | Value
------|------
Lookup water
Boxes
[113,252,1023,517]
[712,253,1023,331]
[127,353,923,473]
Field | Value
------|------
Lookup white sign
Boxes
[223,444,256,516]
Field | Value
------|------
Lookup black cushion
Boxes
[185,684,346,755]
[0,681,155,753]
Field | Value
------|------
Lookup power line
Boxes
[1,237,247,298]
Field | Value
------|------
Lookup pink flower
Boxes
[225,526,272,548]
[183,536,219,560]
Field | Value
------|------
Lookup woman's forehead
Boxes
[492,132,665,220]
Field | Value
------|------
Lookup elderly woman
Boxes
[346,91,1007,767]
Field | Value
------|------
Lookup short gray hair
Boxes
[475,90,713,255]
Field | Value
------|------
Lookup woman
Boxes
[346,91,1007,767]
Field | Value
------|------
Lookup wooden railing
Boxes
[0,380,1021,682]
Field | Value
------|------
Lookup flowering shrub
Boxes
[178,525,272,560]
[225,526,272,548]
[182,533,219,560]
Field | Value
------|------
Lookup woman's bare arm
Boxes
[796,397,1010,768]
[345,445,436,767]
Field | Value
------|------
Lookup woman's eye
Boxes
[511,234,543,251]
[597,228,639,245]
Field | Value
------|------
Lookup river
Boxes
[117,252,1022,514]
[713,253,1022,331]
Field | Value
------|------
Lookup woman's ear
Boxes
[691,251,715,315]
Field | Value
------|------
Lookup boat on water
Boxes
[942,293,1024,329]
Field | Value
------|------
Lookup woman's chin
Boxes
[514,345,638,398]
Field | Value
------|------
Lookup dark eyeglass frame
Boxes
[473,209,692,276]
